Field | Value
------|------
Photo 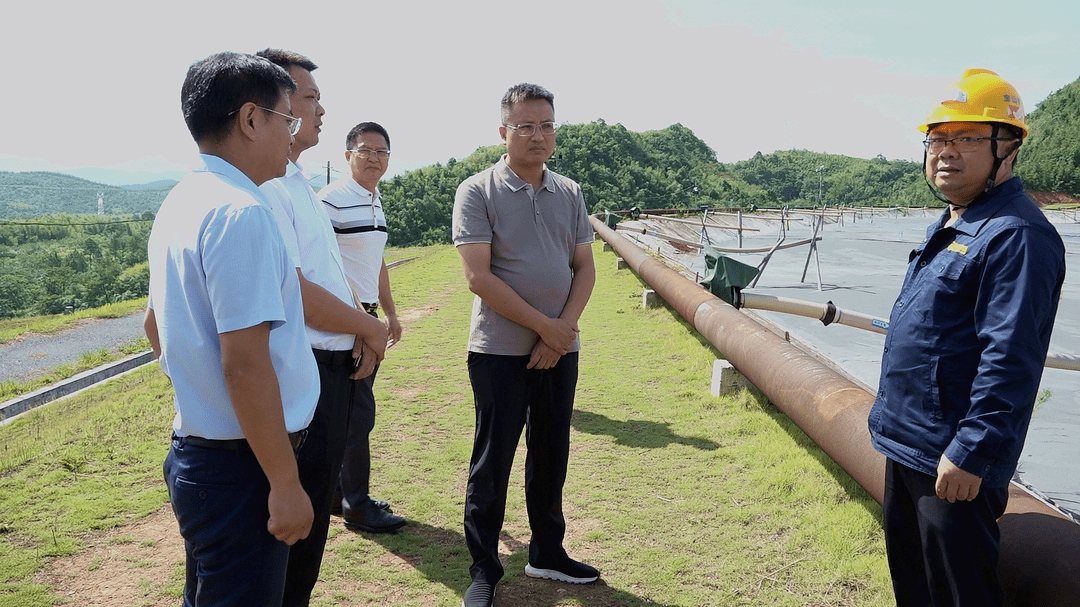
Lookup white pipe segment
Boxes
[738,292,1076,371]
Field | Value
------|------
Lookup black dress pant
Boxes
[338,363,378,514]
[281,350,352,607]
[883,458,1009,607]
[463,351,579,583]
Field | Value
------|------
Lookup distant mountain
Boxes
[0,171,172,218]
[118,179,179,191]
[64,167,188,187]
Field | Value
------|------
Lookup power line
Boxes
[0,218,153,226]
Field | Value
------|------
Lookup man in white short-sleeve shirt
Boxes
[255,49,398,607]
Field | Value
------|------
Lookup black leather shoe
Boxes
[331,498,390,517]
[343,499,406,533]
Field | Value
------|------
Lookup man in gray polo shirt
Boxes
[451,83,597,607]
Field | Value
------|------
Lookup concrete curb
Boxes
[0,350,156,425]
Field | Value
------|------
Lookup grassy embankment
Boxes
[0,300,150,402]
[0,242,892,607]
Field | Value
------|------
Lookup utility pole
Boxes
[817,165,824,204]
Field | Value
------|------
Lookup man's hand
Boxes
[350,340,379,380]
[538,318,579,355]
[935,454,982,503]
[359,322,387,367]
[266,481,313,545]
[528,340,562,370]
[386,313,403,348]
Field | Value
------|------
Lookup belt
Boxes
[173,430,306,451]
[360,302,378,315]
[312,348,355,367]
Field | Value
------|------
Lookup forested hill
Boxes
[378,121,939,246]
[1016,76,1080,195]
[5,69,1079,248]
[0,172,173,218]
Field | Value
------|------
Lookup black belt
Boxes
[312,348,355,367]
[173,430,306,451]
[360,302,378,315]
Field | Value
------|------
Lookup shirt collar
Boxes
[285,159,304,178]
[943,177,1024,237]
[347,176,379,199]
[196,154,266,204]
[496,154,551,192]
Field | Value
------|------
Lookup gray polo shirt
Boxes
[452,155,594,356]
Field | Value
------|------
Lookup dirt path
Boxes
[34,502,184,607]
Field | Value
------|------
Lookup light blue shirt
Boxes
[147,154,319,439]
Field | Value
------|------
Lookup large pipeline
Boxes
[591,214,1080,606]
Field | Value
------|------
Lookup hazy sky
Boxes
[2,0,1077,181]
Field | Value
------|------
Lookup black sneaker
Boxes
[524,556,599,584]
[461,579,495,607]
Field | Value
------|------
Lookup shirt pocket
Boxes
[915,251,976,324]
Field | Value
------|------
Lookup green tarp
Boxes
[698,246,759,306]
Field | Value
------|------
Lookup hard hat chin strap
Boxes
[985,124,1022,194]
[922,147,955,207]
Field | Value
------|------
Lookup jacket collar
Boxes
[934,177,1024,237]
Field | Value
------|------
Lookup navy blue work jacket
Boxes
[868,178,1065,487]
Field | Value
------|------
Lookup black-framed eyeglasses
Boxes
[227,105,302,136]
[504,121,557,137]
[349,148,391,161]
[923,136,1015,154]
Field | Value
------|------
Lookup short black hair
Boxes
[181,51,297,144]
[346,122,391,151]
[254,48,318,73]
[501,83,554,125]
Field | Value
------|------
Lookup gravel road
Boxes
[0,312,148,383]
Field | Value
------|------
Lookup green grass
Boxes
[0,242,892,606]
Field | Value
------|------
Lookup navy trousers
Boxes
[281,351,353,607]
[463,351,579,583]
[164,438,291,607]
[883,458,1009,607]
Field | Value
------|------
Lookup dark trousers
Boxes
[281,351,353,607]
[164,438,291,607]
[463,351,579,584]
[883,458,1009,607]
[337,363,378,514]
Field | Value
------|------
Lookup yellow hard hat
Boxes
[918,68,1028,138]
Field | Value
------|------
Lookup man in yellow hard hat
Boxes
[868,69,1066,606]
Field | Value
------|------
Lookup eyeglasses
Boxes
[349,148,391,161]
[504,121,557,137]
[923,136,1015,154]
[227,105,302,136]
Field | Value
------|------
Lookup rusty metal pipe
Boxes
[591,214,1080,606]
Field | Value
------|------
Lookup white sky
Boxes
[1,0,1077,181]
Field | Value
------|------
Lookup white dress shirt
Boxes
[262,161,356,351]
